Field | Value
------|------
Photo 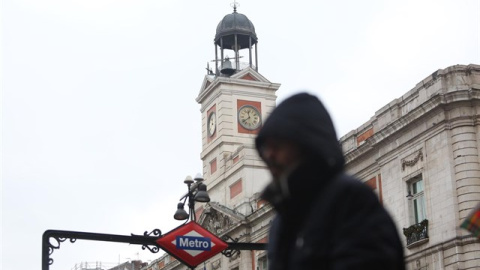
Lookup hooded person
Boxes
[255,92,405,270]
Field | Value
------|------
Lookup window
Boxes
[230,179,243,199]
[404,174,429,247]
[408,176,426,224]
[210,158,217,174]
[258,256,268,270]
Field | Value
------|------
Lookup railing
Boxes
[403,219,429,247]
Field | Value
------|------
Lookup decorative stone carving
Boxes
[402,149,423,171]
[211,259,221,270]
[203,209,233,235]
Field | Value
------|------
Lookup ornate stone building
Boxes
[340,64,480,270]
[140,6,480,270]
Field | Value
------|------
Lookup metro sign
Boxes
[156,221,228,268]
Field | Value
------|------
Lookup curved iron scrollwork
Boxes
[144,229,162,237]
[47,236,76,265]
[221,235,240,258]
[222,235,239,242]
[142,244,160,253]
[140,229,162,253]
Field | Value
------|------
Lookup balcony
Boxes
[403,219,429,248]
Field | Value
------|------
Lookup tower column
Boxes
[220,38,224,72]
[215,44,218,75]
[249,37,252,68]
[234,34,239,70]
[255,43,258,71]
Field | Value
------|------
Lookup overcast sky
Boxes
[2,1,479,269]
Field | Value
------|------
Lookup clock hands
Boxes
[242,109,258,127]
[245,111,251,121]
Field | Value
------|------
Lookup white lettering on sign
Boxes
[176,236,211,251]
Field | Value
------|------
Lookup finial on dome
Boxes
[231,1,239,13]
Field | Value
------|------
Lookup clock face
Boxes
[208,112,216,136]
[238,105,261,130]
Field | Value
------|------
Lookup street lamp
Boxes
[174,173,210,222]
[174,202,189,220]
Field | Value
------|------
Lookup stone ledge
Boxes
[406,237,429,249]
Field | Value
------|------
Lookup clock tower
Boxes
[196,6,280,216]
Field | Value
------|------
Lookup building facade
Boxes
[340,64,480,270]
[141,6,480,270]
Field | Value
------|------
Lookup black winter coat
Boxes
[256,93,405,270]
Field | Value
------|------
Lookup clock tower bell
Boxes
[196,6,280,215]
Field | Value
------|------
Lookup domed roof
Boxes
[214,9,257,49]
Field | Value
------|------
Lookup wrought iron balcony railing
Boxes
[403,219,429,247]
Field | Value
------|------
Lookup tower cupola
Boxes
[213,4,259,76]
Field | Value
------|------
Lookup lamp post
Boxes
[174,173,210,222]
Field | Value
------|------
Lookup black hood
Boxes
[255,92,344,174]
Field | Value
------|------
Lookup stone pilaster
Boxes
[450,123,480,221]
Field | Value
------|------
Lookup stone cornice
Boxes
[404,235,480,261]
[342,64,480,165]
[344,91,472,163]
[246,203,274,222]
[196,75,280,105]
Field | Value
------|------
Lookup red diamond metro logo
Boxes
[156,221,228,268]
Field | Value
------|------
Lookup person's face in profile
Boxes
[261,138,302,181]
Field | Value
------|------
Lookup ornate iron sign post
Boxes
[42,175,266,270]
[42,228,266,270]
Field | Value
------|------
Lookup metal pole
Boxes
[179,181,201,201]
